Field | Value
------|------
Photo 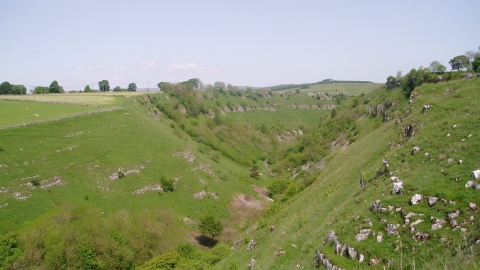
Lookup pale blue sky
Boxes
[1,0,478,90]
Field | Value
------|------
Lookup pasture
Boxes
[0,100,107,128]
[0,91,144,106]
[278,82,382,96]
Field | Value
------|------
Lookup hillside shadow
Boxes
[195,235,218,247]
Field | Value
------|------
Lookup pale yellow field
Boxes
[0,92,146,106]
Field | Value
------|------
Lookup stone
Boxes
[450,219,459,228]
[324,230,337,244]
[355,229,371,241]
[347,246,357,259]
[470,203,476,210]
[431,219,446,230]
[392,182,403,195]
[413,232,430,243]
[358,253,365,263]
[377,234,383,243]
[472,170,480,179]
[405,212,417,219]
[448,210,460,220]
[411,194,423,205]
[369,258,380,266]
[428,196,438,206]
[410,219,424,228]
[466,181,474,188]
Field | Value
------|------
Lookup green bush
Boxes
[160,175,175,192]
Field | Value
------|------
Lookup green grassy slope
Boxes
[0,98,255,232]
[215,78,480,269]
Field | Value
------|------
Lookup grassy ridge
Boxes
[277,82,382,95]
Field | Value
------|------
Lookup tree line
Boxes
[386,46,480,97]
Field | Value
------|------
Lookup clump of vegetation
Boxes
[160,175,174,192]
[199,215,223,239]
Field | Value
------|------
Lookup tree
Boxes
[213,81,225,92]
[187,78,202,89]
[449,55,469,71]
[199,215,223,239]
[49,80,63,93]
[429,61,447,73]
[157,82,172,93]
[330,108,337,118]
[472,55,480,73]
[11,85,26,95]
[98,80,110,92]
[84,85,92,92]
[127,83,137,92]
[34,86,48,94]
[0,81,12,95]
[113,86,122,92]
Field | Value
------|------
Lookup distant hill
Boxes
[268,79,374,91]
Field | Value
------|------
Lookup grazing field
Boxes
[279,82,382,96]
[0,91,144,106]
[0,100,107,128]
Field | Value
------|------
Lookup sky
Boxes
[0,0,479,91]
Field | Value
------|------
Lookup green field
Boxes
[0,100,108,128]
[0,92,144,105]
[279,82,382,95]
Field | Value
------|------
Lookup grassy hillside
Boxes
[1,77,478,269]
[215,78,480,269]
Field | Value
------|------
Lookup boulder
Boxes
[324,230,337,244]
[472,170,480,179]
[431,219,446,230]
[448,210,460,220]
[410,219,424,228]
[428,196,438,206]
[411,194,423,205]
[386,223,399,236]
[392,182,403,195]
[470,203,476,210]
[450,219,459,228]
[465,181,474,188]
[347,246,357,260]
[355,229,371,241]
[370,200,381,211]
[358,253,365,263]
[369,258,380,266]
[340,244,347,256]
[377,234,383,243]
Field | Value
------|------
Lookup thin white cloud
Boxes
[75,66,97,71]
[138,61,157,69]
[168,63,198,71]
[168,63,221,74]
[113,66,128,70]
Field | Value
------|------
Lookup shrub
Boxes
[160,175,174,192]
[199,215,223,239]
